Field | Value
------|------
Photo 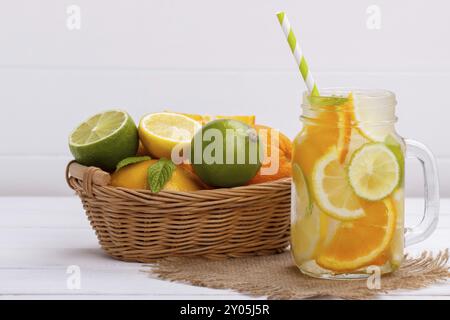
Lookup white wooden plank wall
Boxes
[0,0,449,196]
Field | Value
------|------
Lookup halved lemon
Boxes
[138,112,201,159]
[317,198,397,272]
[348,143,400,201]
[312,148,365,221]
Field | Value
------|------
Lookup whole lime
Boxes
[190,119,262,187]
[69,110,139,172]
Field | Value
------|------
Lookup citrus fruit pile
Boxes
[69,110,292,192]
[292,95,404,273]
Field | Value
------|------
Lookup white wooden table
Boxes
[0,197,448,300]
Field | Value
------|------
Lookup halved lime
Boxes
[69,110,139,172]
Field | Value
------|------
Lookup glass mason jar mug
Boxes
[291,88,439,279]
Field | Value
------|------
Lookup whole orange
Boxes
[247,124,292,184]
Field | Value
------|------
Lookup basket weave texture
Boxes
[66,162,291,262]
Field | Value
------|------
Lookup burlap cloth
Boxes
[148,250,450,299]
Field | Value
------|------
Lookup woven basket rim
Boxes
[106,178,292,196]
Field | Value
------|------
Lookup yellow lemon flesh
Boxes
[139,112,201,159]
[312,148,365,221]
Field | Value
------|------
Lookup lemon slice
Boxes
[292,163,312,221]
[291,206,321,263]
[348,143,400,201]
[312,148,365,221]
[139,112,201,159]
[318,213,341,249]
[291,164,320,263]
[390,188,405,269]
[340,127,370,164]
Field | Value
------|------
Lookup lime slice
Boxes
[312,148,365,221]
[384,134,405,188]
[348,143,400,201]
[292,163,312,220]
[69,110,139,172]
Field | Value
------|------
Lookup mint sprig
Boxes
[115,156,151,171]
[147,158,176,193]
[308,95,349,107]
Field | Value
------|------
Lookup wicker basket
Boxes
[66,161,291,262]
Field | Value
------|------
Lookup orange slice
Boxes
[216,115,255,126]
[316,197,397,272]
[337,94,354,164]
[293,94,353,179]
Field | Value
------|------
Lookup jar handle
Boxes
[404,139,440,246]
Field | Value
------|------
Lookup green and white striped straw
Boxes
[276,11,319,96]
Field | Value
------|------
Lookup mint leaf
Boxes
[147,158,176,192]
[308,95,349,107]
[115,156,151,171]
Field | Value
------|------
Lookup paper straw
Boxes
[276,11,319,96]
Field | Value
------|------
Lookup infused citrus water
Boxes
[291,89,405,279]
